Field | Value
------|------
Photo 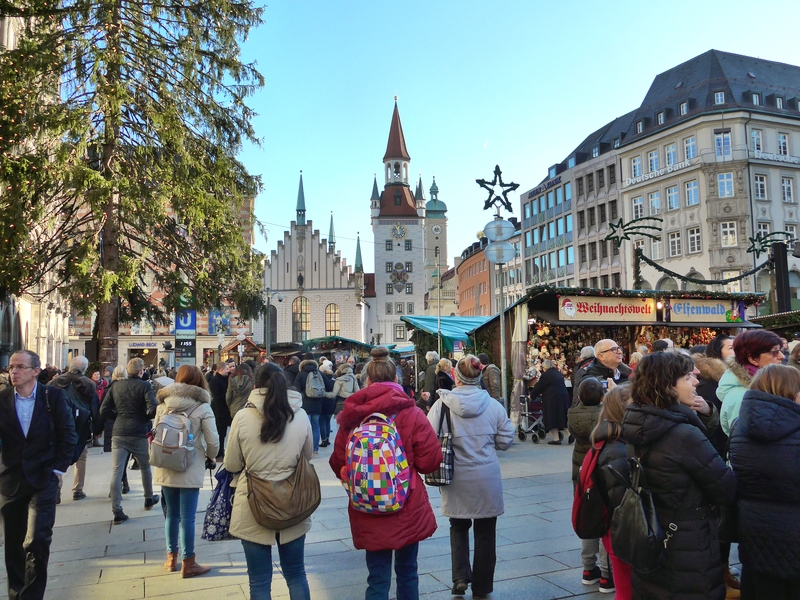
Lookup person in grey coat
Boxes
[427,354,514,599]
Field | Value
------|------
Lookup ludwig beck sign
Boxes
[558,296,656,322]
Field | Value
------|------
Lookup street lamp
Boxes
[215,315,225,363]
[237,328,246,364]
[263,288,284,359]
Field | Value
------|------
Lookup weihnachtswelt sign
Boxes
[558,296,657,322]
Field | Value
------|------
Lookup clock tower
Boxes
[423,176,448,294]
[371,100,426,346]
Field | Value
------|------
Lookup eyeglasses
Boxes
[600,347,623,354]
[767,349,783,357]
[8,364,35,371]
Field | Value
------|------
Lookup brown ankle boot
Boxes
[725,565,741,599]
[164,552,178,572]
[181,554,210,578]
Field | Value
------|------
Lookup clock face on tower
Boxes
[391,223,406,239]
[432,225,442,235]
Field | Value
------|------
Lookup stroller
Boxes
[517,394,546,443]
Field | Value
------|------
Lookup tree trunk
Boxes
[96,0,122,369]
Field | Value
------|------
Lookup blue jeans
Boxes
[319,414,332,443]
[308,414,320,451]
[242,535,310,600]
[365,542,419,600]
[162,487,200,559]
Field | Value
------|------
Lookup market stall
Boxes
[470,285,765,420]
[302,335,374,364]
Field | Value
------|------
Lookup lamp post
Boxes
[435,246,442,357]
[484,216,516,415]
[215,315,225,364]
[262,288,284,360]
[237,328,246,364]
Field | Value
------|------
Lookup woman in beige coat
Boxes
[153,365,219,577]
[224,362,313,600]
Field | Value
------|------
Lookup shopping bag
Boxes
[201,466,235,541]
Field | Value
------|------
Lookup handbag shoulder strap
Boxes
[437,403,452,434]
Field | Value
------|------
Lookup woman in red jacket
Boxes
[330,347,442,600]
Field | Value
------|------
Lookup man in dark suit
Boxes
[0,349,77,600]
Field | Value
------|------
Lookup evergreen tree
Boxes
[0,0,266,366]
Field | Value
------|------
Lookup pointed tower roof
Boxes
[371,176,380,200]
[383,100,411,161]
[328,213,335,248]
[354,235,363,273]
[426,175,447,214]
[296,172,306,225]
[414,176,425,202]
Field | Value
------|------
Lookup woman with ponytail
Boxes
[428,354,514,599]
[225,363,313,600]
[330,347,442,600]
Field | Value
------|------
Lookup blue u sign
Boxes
[175,310,197,331]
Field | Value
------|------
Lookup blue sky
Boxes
[239,0,800,274]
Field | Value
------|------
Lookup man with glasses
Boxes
[573,339,631,397]
[0,350,78,599]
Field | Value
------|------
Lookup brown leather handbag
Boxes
[245,453,321,530]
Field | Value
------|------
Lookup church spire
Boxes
[414,175,425,203]
[383,99,410,185]
[296,171,306,226]
[328,212,335,252]
[355,235,363,273]
[383,99,410,162]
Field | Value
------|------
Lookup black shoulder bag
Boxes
[608,450,674,574]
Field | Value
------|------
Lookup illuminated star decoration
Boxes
[604,217,664,248]
[476,165,519,213]
[746,230,796,258]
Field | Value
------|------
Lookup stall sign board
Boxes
[668,299,744,324]
[558,296,656,322]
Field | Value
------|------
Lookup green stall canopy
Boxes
[400,316,491,353]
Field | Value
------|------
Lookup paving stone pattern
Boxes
[1,437,615,599]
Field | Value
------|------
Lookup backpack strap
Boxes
[437,403,452,435]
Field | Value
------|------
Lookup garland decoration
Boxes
[636,249,771,286]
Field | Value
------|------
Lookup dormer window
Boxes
[636,121,644,134]
[568,156,576,169]
[657,112,665,125]
[752,93,760,106]
[680,102,688,115]
[714,91,725,104]
[613,138,620,149]
[549,167,557,179]
[394,192,401,206]
[777,97,785,109]
[592,147,599,158]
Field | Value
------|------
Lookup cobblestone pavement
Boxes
[1,433,618,599]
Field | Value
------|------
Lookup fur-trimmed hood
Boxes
[299,359,318,373]
[693,354,726,383]
[335,363,353,377]
[156,382,211,405]
[723,356,753,387]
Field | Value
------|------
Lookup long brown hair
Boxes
[591,385,631,444]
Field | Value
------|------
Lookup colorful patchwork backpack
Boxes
[342,413,411,513]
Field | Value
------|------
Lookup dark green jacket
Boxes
[567,402,603,483]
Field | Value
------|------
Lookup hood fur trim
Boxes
[724,356,753,387]
[156,382,211,404]
[299,359,318,371]
[693,355,726,383]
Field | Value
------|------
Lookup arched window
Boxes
[325,304,340,337]
[291,296,310,342]
[656,276,679,291]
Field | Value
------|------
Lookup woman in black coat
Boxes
[622,352,736,600]
[729,364,800,600]
[528,360,569,443]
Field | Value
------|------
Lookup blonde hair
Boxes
[629,352,643,366]
[750,364,800,401]
[591,384,631,444]
[436,358,452,374]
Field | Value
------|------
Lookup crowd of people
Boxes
[3,328,800,600]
